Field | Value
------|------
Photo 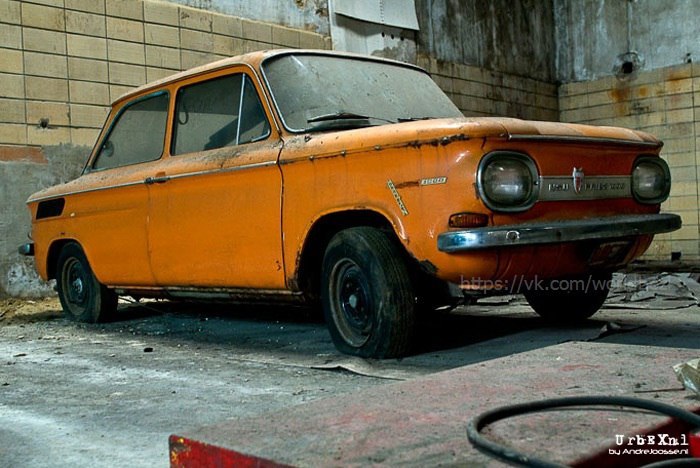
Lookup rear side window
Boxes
[172,73,270,156]
[93,92,169,170]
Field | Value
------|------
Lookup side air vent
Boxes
[36,198,65,220]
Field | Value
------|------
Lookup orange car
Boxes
[20,50,680,358]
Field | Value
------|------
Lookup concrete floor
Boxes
[0,297,698,467]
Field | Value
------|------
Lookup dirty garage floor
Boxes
[0,294,698,467]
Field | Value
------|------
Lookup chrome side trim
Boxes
[28,180,145,204]
[113,286,305,303]
[27,161,278,203]
[437,213,681,252]
[507,134,662,149]
[165,288,301,301]
[164,161,277,183]
[538,175,631,201]
[387,179,409,216]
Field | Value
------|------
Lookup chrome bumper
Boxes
[437,213,681,253]
[18,243,34,256]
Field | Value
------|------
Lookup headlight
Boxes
[478,152,538,212]
[632,156,671,204]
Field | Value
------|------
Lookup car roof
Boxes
[114,49,425,106]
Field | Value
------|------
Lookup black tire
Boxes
[321,227,416,358]
[56,242,118,323]
[524,272,612,323]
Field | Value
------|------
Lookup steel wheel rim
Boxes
[62,257,88,313]
[329,258,373,348]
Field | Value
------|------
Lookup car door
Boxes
[146,69,286,290]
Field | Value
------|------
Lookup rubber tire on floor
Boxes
[55,242,118,323]
[321,227,416,359]
[524,272,612,323]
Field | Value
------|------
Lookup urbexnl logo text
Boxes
[608,433,690,457]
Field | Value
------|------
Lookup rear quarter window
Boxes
[92,92,169,171]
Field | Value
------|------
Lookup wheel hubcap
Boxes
[71,276,84,298]
[62,258,88,311]
[330,259,373,348]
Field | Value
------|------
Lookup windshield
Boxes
[262,53,463,133]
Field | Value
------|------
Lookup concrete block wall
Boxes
[0,0,328,150]
[0,0,328,297]
[559,63,700,260]
[419,56,559,121]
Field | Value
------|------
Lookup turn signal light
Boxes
[449,212,489,228]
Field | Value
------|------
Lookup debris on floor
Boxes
[673,358,700,395]
[587,321,644,341]
[0,297,61,323]
[604,273,700,310]
[471,273,700,310]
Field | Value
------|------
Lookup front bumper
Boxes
[437,213,681,253]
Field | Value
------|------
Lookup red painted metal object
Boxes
[690,432,700,458]
[169,435,291,468]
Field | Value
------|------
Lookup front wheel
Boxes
[524,272,612,323]
[321,227,416,358]
[56,242,118,323]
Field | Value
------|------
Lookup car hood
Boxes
[282,116,661,158]
[486,117,660,146]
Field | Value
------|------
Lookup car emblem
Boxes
[572,167,584,194]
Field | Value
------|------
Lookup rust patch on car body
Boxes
[394,180,421,189]
[406,133,469,149]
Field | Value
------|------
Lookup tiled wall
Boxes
[559,63,700,260]
[418,56,559,121]
[0,0,329,150]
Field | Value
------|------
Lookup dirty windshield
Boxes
[262,53,463,133]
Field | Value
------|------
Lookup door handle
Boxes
[145,173,170,185]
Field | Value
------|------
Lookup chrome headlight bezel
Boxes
[631,155,671,204]
[477,151,539,212]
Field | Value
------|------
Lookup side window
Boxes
[93,92,169,170]
[172,73,271,156]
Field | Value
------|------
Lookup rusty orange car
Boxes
[20,50,680,358]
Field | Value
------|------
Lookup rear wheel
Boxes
[56,242,118,323]
[524,272,612,323]
[321,227,415,358]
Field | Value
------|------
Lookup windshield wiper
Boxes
[304,112,397,133]
[307,112,396,124]
[397,116,436,122]
[308,112,371,123]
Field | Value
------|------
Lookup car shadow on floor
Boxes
[57,299,700,375]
